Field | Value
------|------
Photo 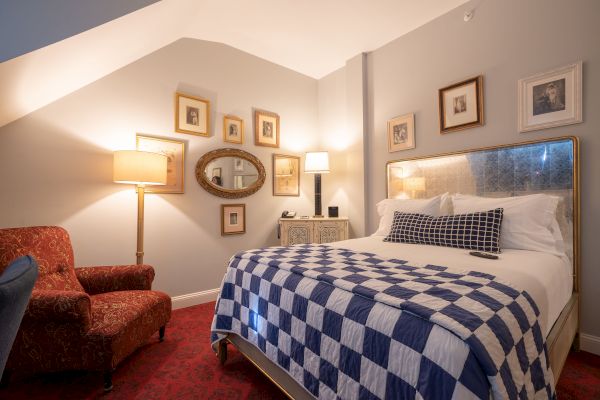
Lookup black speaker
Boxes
[328,206,339,218]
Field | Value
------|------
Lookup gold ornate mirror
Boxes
[195,148,266,198]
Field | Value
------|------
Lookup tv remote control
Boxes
[469,251,499,260]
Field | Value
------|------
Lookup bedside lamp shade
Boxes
[403,177,425,192]
[113,150,167,186]
[304,151,330,174]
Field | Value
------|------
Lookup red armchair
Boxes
[0,226,171,391]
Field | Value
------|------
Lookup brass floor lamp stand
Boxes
[136,185,145,265]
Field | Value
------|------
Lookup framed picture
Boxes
[233,158,244,172]
[223,115,244,144]
[438,75,484,134]
[175,92,210,136]
[387,113,415,152]
[136,135,185,193]
[254,110,280,148]
[273,154,300,196]
[518,62,582,132]
[221,204,245,235]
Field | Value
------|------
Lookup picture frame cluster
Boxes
[386,61,583,153]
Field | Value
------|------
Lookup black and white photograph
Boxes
[453,95,467,114]
[439,75,484,134]
[186,106,199,125]
[393,123,408,144]
[533,79,566,116]
[387,113,415,152]
[263,121,273,138]
[518,62,582,132]
[175,92,210,136]
[254,109,280,147]
[223,115,244,144]
[229,212,238,225]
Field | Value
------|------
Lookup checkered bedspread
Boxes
[211,244,555,399]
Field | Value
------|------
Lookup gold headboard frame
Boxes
[385,136,580,293]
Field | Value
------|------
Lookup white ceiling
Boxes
[0,0,470,128]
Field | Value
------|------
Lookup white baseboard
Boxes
[580,333,600,356]
[171,288,220,310]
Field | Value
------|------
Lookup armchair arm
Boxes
[25,289,91,329]
[75,264,155,295]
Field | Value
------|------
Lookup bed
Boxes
[211,136,579,399]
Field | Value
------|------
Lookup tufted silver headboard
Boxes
[386,136,580,292]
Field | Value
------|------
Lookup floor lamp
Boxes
[113,150,167,264]
[304,151,330,218]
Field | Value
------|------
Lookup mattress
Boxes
[331,236,573,336]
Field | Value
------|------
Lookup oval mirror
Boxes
[195,148,266,198]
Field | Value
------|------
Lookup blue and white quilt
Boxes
[211,244,555,400]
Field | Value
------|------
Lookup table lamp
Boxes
[403,176,426,198]
[113,150,167,264]
[304,151,330,217]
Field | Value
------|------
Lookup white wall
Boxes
[0,38,319,298]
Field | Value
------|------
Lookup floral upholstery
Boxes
[0,226,83,292]
[76,264,154,295]
[0,226,172,376]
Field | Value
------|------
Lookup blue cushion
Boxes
[0,255,38,376]
[384,208,504,253]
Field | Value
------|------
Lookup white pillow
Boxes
[373,195,443,237]
[451,193,564,255]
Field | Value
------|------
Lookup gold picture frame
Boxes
[175,92,210,136]
[223,115,244,144]
[387,113,415,152]
[254,110,280,148]
[221,204,246,235]
[273,154,300,196]
[136,134,185,194]
[438,75,484,134]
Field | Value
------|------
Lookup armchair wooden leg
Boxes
[217,339,228,366]
[103,370,113,392]
[159,325,166,342]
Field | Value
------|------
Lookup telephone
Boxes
[281,210,297,218]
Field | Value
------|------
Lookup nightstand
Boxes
[279,217,349,246]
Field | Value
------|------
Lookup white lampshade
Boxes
[304,151,330,174]
[113,150,168,185]
[403,176,426,191]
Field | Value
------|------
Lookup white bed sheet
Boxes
[330,236,573,337]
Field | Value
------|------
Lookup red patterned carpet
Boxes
[1,301,599,399]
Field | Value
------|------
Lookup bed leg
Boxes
[217,339,228,365]
[572,332,581,352]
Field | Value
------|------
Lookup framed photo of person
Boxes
[254,110,280,148]
[136,135,185,193]
[273,154,300,196]
[387,113,415,152]
[438,75,484,134]
[223,115,244,144]
[221,204,246,235]
[175,92,210,136]
[518,62,582,132]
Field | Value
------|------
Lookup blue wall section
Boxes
[0,0,160,62]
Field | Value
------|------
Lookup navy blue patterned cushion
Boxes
[383,208,504,253]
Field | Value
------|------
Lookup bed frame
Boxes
[215,136,580,398]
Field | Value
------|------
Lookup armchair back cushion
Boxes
[0,226,84,292]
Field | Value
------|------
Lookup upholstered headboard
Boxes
[386,136,580,291]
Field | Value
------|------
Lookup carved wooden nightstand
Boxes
[279,217,349,246]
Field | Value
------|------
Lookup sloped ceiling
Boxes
[0,0,470,128]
